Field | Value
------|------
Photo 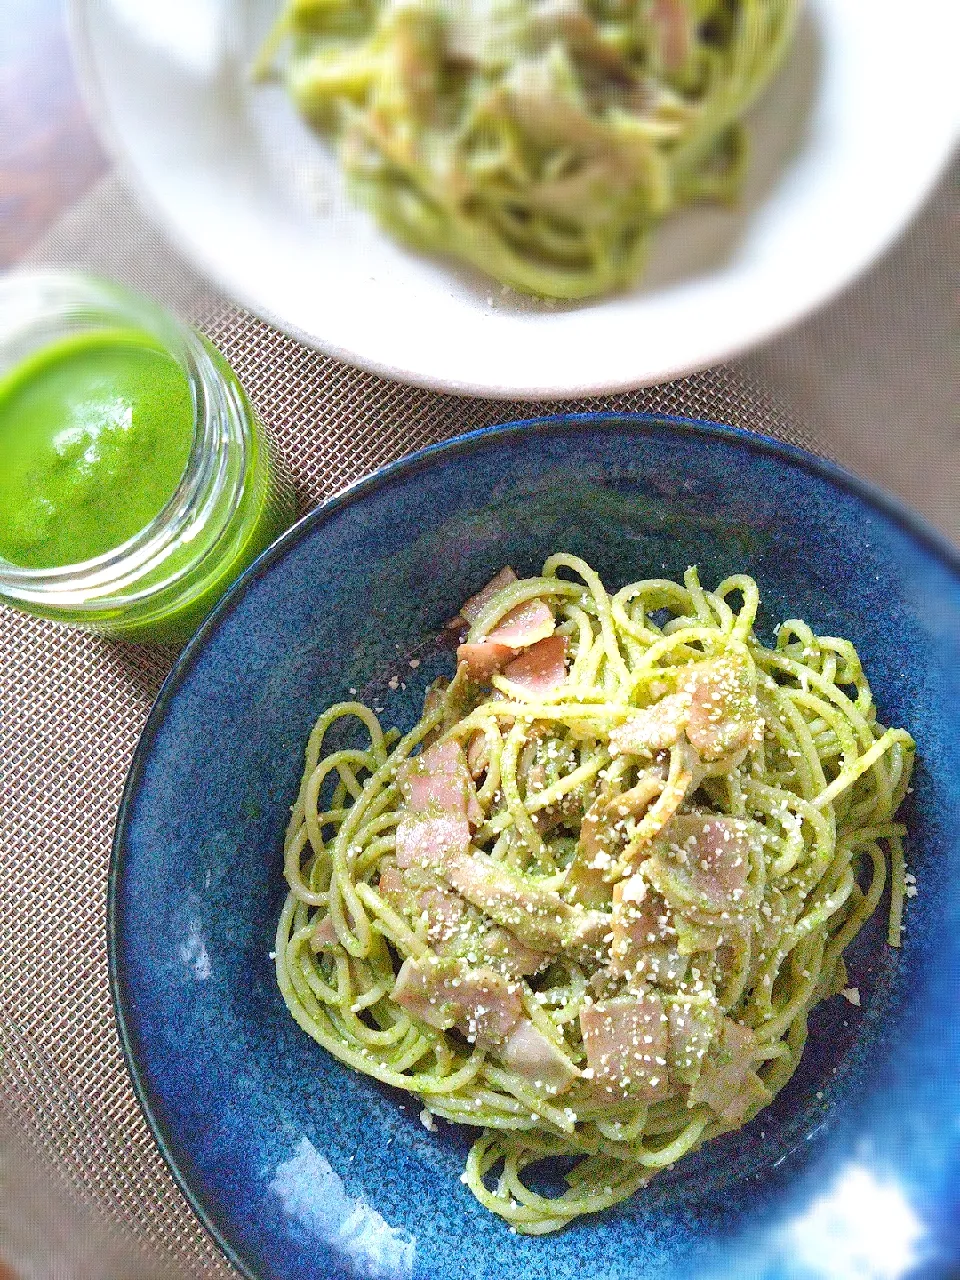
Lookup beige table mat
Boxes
[1,163,956,1279]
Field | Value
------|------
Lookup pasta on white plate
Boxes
[276,556,914,1233]
[258,0,800,299]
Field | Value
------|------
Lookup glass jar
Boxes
[0,272,295,644]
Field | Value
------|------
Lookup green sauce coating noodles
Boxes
[258,0,800,299]
[276,559,914,1232]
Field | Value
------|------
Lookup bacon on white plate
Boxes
[650,0,691,72]
[579,990,670,1101]
[501,634,568,694]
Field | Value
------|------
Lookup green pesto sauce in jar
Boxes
[0,329,194,569]
[0,318,294,645]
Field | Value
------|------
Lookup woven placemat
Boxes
[1,167,956,1278]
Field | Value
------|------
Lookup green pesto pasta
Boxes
[258,0,800,299]
[276,557,913,1233]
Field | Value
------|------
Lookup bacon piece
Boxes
[565,791,616,907]
[666,1001,716,1082]
[383,865,469,952]
[535,0,635,81]
[395,813,470,869]
[465,730,490,779]
[393,956,523,1044]
[502,634,568,694]
[456,640,516,680]
[569,909,612,952]
[499,1019,577,1094]
[610,692,688,756]
[684,657,762,762]
[565,773,662,906]
[310,914,338,951]
[608,770,668,818]
[441,849,568,951]
[610,875,669,975]
[456,578,555,680]
[618,740,701,872]
[579,991,670,1100]
[399,738,482,827]
[487,598,555,648]
[651,0,691,72]
[484,927,549,978]
[660,814,751,910]
[609,876,689,986]
[460,566,518,624]
[439,848,603,954]
[688,1017,769,1125]
[378,864,408,905]
[633,944,689,988]
[383,861,547,975]
[611,658,762,765]
[418,885,467,947]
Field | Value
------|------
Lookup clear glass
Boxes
[0,272,295,644]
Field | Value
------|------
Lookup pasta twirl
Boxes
[276,558,913,1232]
[258,0,800,299]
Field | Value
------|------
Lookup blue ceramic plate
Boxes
[111,415,960,1280]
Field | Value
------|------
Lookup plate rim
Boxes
[68,0,960,398]
[108,412,960,1278]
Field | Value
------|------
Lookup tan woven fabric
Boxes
[1,167,955,1278]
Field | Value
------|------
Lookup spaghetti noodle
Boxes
[276,558,913,1232]
[258,0,800,299]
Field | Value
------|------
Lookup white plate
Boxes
[72,0,959,399]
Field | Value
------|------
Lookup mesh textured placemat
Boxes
[0,169,954,1278]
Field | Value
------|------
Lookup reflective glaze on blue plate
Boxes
[111,415,960,1280]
